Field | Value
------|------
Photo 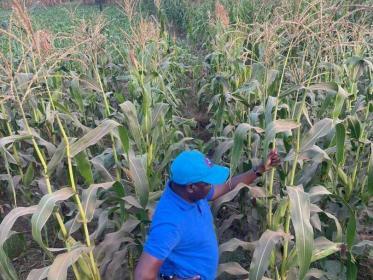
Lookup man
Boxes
[135,149,280,280]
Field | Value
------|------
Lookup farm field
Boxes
[0,0,372,279]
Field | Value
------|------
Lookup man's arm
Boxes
[134,252,163,280]
[211,149,280,200]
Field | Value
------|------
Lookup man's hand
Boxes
[259,149,281,173]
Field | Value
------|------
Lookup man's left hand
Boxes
[261,149,281,172]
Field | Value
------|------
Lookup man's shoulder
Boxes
[151,198,185,226]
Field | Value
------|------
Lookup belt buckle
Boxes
[159,273,175,280]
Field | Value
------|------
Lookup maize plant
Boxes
[0,0,372,279]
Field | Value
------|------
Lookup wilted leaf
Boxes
[308,185,331,203]
[48,245,91,280]
[249,230,288,280]
[308,82,338,94]
[128,152,149,208]
[94,219,139,266]
[265,119,299,142]
[213,183,265,213]
[0,206,38,280]
[301,118,334,152]
[151,103,169,128]
[47,141,66,176]
[219,238,255,255]
[101,246,131,280]
[31,188,74,249]
[287,186,313,280]
[311,237,341,262]
[123,195,142,209]
[26,266,50,280]
[218,214,243,237]
[352,240,373,257]
[82,182,115,222]
[0,134,32,148]
[70,119,120,157]
[218,262,248,277]
[265,96,277,125]
[91,157,114,182]
[305,268,325,279]
[120,101,143,150]
[0,206,38,246]
[213,139,234,162]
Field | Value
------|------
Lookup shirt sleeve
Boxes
[143,222,181,260]
[206,185,215,201]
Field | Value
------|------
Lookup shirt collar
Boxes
[164,181,197,211]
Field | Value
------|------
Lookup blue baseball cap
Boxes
[170,150,229,185]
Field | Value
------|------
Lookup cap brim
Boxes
[201,165,229,185]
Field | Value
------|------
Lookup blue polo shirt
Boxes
[143,182,218,279]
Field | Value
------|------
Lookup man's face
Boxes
[189,182,211,201]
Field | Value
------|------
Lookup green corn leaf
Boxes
[70,119,120,157]
[0,249,17,280]
[332,87,348,119]
[231,123,264,174]
[75,151,94,185]
[31,188,74,249]
[272,198,289,230]
[118,126,130,155]
[346,254,357,280]
[287,186,314,280]
[249,230,288,280]
[128,152,149,208]
[47,245,91,280]
[81,181,115,222]
[0,206,38,280]
[347,116,361,141]
[23,163,35,186]
[346,211,356,250]
[368,143,373,196]
[335,123,345,165]
[69,79,84,113]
